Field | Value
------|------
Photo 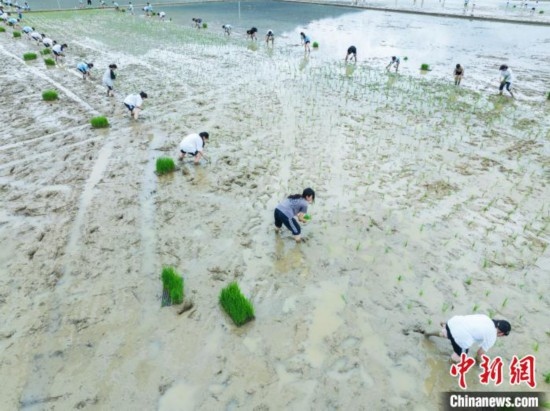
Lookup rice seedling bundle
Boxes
[0,27,5,33]
[202,22,207,29]
[41,48,51,55]
[13,31,21,38]
[161,266,184,305]
[219,282,255,326]
[44,58,56,66]
[90,116,109,128]
[42,90,58,101]
[156,157,176,175]
[23,52,38,61]
[420,63,430,71]
[312,41,319,48]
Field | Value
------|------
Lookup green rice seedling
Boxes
[397,274,403,282]
[544,372,550,384]
[547,92,550,100]
[161,266,184,305]
[156,157,176,175]
[23,52,37,61]
[0,27,5,33]
[41,48,51,55]
[13,31,21,38]
[44,58,56,66]
[465,277,472,286]
[539,10,544,14]
[418,289,424,297]
[219,282,255,326]
[202,22,207,29]
[501,297,508,308]
[312,41,319,48]
[533,341,539,352]
[42,90,58,101]
[403,56,408,61]
[90,116,109,128]
[420,63,430,71]
[472,304,479,312]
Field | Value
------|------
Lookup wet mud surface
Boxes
[0,6,549,410]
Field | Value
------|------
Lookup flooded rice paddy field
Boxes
[0,3,549,410]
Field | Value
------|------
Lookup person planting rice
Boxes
[424,314,511,363]
[498,64,514,98]
[21,25,33,36]
[30,31,43,43]
[178,132,209,164]
[453,63,464,86]
[158,11,166,21]
[345,45,357,62]
[52,43,67,63]
[7,16,19,27]
[386,56,400,72]
[192,17,203,29]
[102,63,117,97]
[127,1,133,14]
[246,27,258,40]
[265,29,274,45]
[300,32,311,53]
[222,24,232,35]
[274,188,315,243]
[123,91,148,120]
[42,37,55,48]
[77,62,93,80]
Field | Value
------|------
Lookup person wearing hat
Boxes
[178,132,209,164]
[499,64,514,98]
[123,91,148,120]
[425,314,511,363]
[274,188,315,243]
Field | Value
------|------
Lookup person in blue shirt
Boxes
[274,188,315,242]
[386,56,400,72]
[77,62,94,80]
[300,32,311,53]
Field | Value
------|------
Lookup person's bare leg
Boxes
[294,235,302,242]
[133,108,141,120]
[451,352,461,363]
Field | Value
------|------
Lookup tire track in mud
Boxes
[17,139,115,408]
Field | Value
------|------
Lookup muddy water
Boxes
[0,5,549,411]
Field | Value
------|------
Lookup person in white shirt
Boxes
[42,37,55,48]
[52,43,67,62]
[102,63,117,97]
[265,29,274,45]
[30,31,43,43]
[178,132,209,164]
[222,24,232,35]
[425,314,511,363]
[123,91,148,120]
[499,64,514,98]
[159,11,166,21]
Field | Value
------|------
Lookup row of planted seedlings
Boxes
[161,266,254,326]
